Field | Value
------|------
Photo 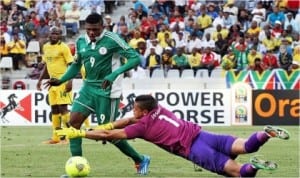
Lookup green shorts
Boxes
[72,86,120,124]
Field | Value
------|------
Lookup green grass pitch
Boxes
[1,126,299,178]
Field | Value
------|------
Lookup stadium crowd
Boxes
[0,0,300,80]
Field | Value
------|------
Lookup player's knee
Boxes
[222,159,241,177]
[59,105,69,113]
[69,120,82,129]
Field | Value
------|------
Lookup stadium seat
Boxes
[0,57,13,73]
[151,68,165,78]
[195,69,209,78]
[167,69,180,78]
[26,40,40,53]
[210,68,224,78]
[26,40,41,66]
[133,79,168,89]
[144,69,150,78]
[168,78,205,89]
[203,27,216,37]
[181,69,195,78]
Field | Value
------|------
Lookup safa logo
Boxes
[0,93,31,123]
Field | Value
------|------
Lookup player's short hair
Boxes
[85,13,103,25]
[135,95,158,111]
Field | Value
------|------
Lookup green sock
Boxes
[112,140,143,163]
[70,137,82,156]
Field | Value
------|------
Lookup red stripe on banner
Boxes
[0,101,5,108]
[265,76,275,90]
[15,94,32,122]
[294,80,300,89]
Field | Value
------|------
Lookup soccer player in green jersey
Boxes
[46,13,150,175]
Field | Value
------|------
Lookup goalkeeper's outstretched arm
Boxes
[86,129,128,141]
[95,117,137,130]
[56,117,137,140]
[56,127,128,140]
[88,117,138,140]
[112,116,138,129]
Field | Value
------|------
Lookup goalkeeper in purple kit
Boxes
[56,94,290,177]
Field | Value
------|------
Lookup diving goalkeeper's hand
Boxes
[94,123,114,130]
[55,127,86,139]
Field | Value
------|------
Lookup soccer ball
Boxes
[65,156,91,177]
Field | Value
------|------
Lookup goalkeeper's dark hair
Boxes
[135,95,158,111]
[85,13,103,25]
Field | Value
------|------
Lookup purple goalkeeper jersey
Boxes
[124,105,201,158]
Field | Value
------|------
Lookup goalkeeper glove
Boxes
[94,123,114,130]
[55,127,86,139]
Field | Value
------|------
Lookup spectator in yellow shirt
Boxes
[0,36,9,57]
[145,47,161,77]
[247,21,261,38]
[275,0,288,11]
[161,47,173,71]
[188,47,202,75]
[157,24,171,46]
[247,48,263,66]
[212,24,229,41]
[7,33,27,70]
[129,30,145,49]
[221,49,236,70]
[292,45,300,68]
[160,32,176,49]
[262,31,277,52]
[197,11,212,31]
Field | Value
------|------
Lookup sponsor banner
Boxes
[249,70,276,89]
[120,90,231,126]
[275,69,300,89]
[0,91,32,124]
[226,70,250,88]
[252,90,300,125]
[226,69,300,90]
[231,83,252,125]
[0,90,232,126]
[0,90,56,126]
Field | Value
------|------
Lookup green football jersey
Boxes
[60,30,140,98]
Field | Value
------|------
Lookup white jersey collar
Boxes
[84,29,107,44]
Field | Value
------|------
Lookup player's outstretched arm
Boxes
[86,129,128,140]
[94,117,137,130]
[56,127,128,140]
[55,127,86,138]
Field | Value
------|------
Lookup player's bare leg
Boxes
[231,125,290,155]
